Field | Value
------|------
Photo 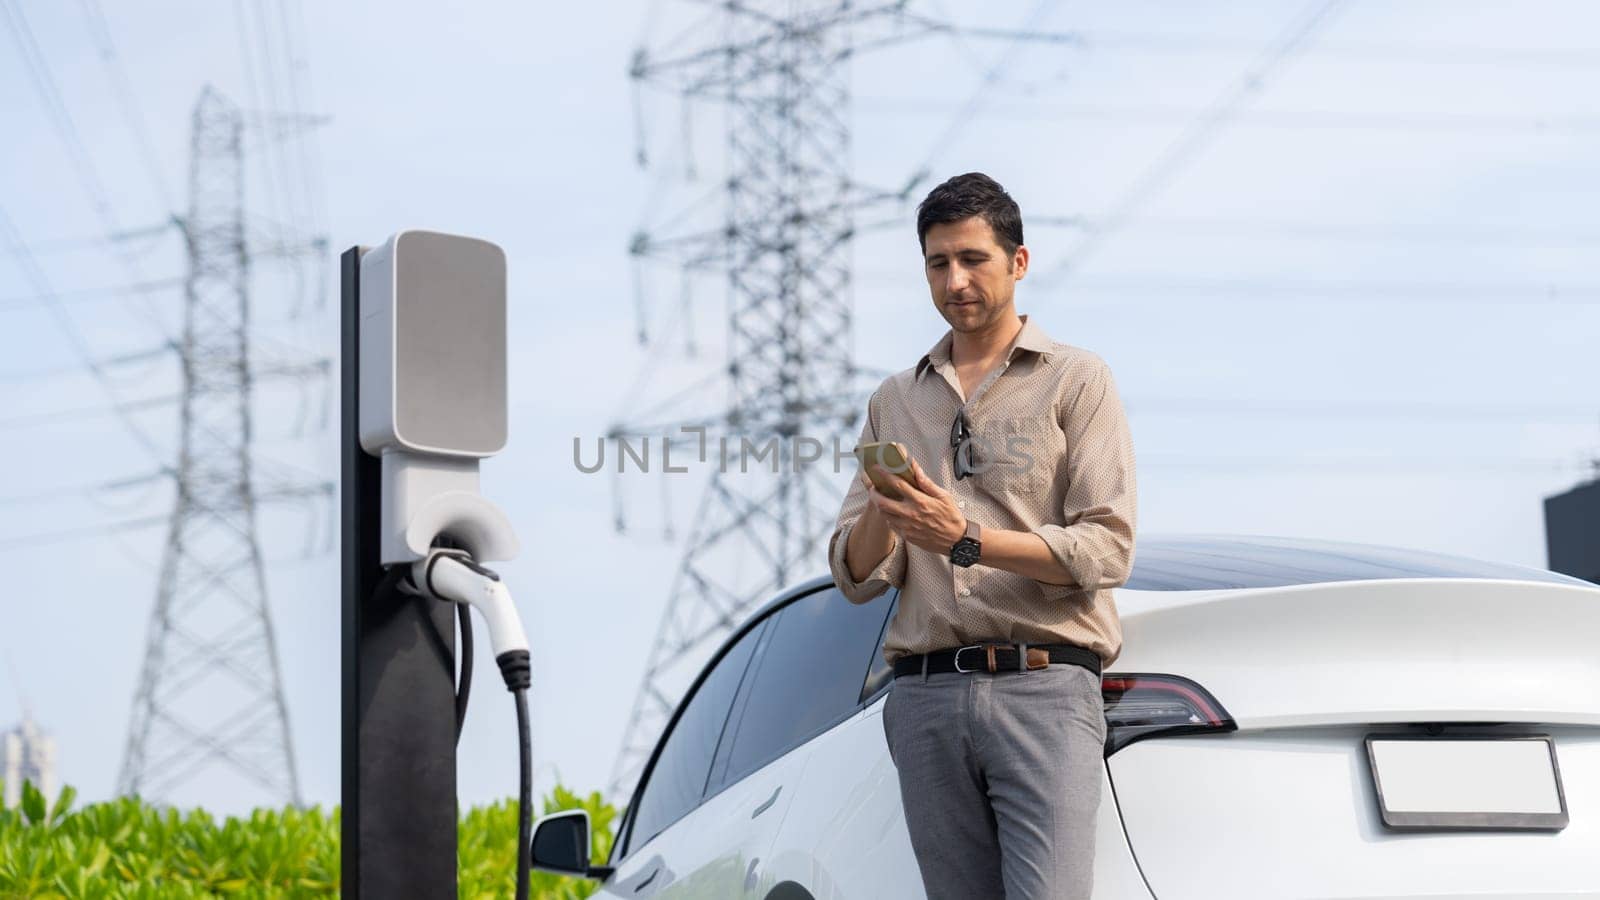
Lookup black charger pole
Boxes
[342,246,460,897]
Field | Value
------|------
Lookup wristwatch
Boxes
[950,519,982,568]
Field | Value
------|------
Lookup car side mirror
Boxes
[530,809,614,881]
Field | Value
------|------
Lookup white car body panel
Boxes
[1112,579,1600,728]
[1105,576,1600,899]
[1109,727,1600,898]
[761,698,1157,899]
[600,745,811,899]
[756,702,920,899]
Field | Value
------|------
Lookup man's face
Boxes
[922,216,1029,334]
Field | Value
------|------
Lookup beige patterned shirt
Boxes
[828,314,1136,669]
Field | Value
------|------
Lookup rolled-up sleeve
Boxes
[1031,356,1137,593]
[828,388,908,604]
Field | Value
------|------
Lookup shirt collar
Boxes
[916,313,1054,381]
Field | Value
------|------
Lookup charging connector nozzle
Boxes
[410,549,531,691]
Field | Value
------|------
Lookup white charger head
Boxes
[357,230,519,564]
[359,230,507,458]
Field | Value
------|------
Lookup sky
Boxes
[1,0,1598,816]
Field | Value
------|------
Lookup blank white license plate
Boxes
[1365,734,1568,830]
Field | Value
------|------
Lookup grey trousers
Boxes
[881,661,1108,900]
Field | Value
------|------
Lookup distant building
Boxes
[1545,477,1600,585]
[2,714,57,809]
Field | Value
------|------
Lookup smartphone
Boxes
[853,441,915,498]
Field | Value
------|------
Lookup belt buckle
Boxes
[952,644,984,673]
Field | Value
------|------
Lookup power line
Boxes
[908,0,1059,181]
[0,516,168,554]
[0,345,171,384]
[1124,397,1600,425]
[1138,455,1582,474]
[283,1,325,205]
[0,0,174,340]
[0,394,178,433]
[1060,274,1600,304]
[0,470,169,509]
[0,279,183,313]
[1038,0,1348,285]
[0,205,171,465]
[233,0,329,324]
[861,100,1600,136]
[902,17,1600,69]
[1028,214,1600,249]
[259,0,313,240]
[233,0,306,275]
[279,0,329,275]
[0,223,172,259]
[0,0,119,229]
[77,0,175,211]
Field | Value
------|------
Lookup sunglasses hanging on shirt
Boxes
[951,408,976,480]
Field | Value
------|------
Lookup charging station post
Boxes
[342,244,460,896]
[342,232,524,897]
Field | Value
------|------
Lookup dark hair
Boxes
[915,172,1024,256]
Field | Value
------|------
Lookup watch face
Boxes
[951,538,981,567]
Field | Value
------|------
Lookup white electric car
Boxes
[533,534,1600,899]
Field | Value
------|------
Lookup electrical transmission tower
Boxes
[119,87,314,806]
[609,0,920,799]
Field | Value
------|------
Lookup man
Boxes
[827,172,1136,900]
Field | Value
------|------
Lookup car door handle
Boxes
[744,856,761,893]
[632,865,659,894]
[751,785,781,819]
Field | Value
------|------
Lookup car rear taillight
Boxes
[1101,673,1237,755]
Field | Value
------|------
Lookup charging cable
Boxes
[401,548,533,900]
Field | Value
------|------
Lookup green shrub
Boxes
[0,780,615,899]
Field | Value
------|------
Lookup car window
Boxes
[710,587,889,790]
[859,590,899,703]
[625,618,766,854]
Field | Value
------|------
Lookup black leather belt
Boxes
[893,642,1102,678]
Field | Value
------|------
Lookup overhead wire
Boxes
[0,516,168,554]
[0,394,179,433]
[0,204,171,466]
[1122,398,1600,426]
[0,278,183,313]
[860,100,1600,136]
[0,470,169,510]
[233,0,296,264]
[0,346,170,386]
[280,0,330,315]
[1137,456,1583,474]
[907,0,1060,184]
[1038,0,1349,285]
[1027,214,1600,249]
[0,0,177,341]
[1059,274,1600,305]
[0,223,172,259]
[76,0,175,211]
[895,19,1600,70]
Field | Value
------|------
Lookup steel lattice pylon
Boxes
[118,87,301,806]
[609,1,917,800]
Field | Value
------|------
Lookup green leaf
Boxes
[46,785,76,826]
[20,781,46,826]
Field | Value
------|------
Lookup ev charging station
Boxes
[341,232,533,897]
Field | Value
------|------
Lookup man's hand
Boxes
[869,459,967,555]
